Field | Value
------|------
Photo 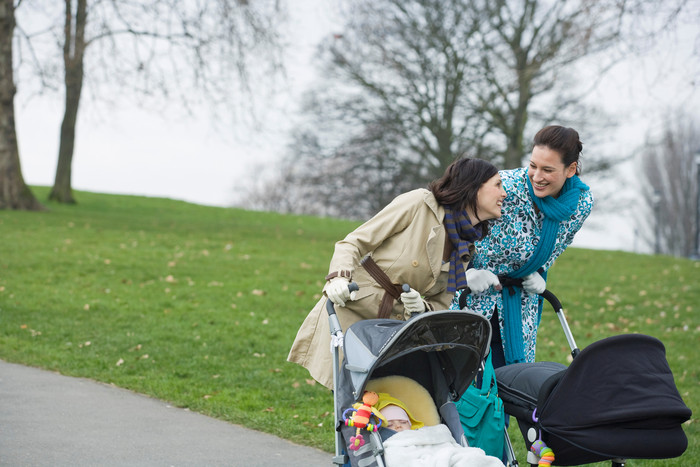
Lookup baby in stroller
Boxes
[380,404,413,432]
[333,308,506,467]
[353,383,503,467]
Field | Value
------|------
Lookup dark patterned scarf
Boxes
[444,207,483,293]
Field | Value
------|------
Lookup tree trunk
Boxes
[49,0,87,204]
[0,0,44,210]
[503,82,530,169]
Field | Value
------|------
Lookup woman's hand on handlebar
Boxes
[400,287,424,317]
[522,272,546,294]
[325,278,357,307]
[465,269,502,293]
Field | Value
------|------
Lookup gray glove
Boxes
[522,272,546,294]
[325,278,356,307]
[465,269,501,294]
[400,287,425,317]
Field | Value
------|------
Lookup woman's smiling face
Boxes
[474,173,507,222]
[528,145,577,199]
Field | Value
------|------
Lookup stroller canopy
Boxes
[336,311,491,412]
[538,334,692,462]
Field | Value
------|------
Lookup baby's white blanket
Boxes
[383,425,503,467]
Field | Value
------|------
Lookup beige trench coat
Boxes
[288,189,474,389]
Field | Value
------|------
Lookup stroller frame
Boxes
[326,282,494,467]
[327,283,359,466]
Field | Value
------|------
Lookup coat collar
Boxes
[421,189,444,221]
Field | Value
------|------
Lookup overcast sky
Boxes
[14,2,699,254]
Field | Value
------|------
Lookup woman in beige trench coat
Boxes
[288,157,507,389]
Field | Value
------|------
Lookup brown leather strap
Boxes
[361,255,403,319]
[325,270,352,281]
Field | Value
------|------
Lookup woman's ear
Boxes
[565,161,577,178]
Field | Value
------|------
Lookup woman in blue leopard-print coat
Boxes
[451,125,594,367]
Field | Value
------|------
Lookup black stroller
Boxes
[480,287,692,466]
[326,283,495,467]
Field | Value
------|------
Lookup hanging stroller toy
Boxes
[343,391,383,450]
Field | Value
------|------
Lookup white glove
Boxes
[401,288,425,317]
[522,272,546,295]
[465,269,500,294]
[325,278,355,307]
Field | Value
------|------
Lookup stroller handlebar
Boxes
[325,281,359,317]
[458,275,580,358]
[458,275,557,308]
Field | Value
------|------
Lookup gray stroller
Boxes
[326,283,495,467]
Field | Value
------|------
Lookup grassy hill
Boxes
[0,187,697,465]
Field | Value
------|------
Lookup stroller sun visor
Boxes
[340,311,491,403]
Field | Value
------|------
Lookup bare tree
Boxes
[322,0,487,181]
[638,113,700,258]
[11,0,287,204]
[241,0,681,218]
[0,0,44,210]
[472,0,635,168]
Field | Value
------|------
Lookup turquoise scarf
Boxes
[501,174,589,364]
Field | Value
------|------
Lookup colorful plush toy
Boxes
[342,391,383,450]
[531,439,555,466]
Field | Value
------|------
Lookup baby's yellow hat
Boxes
[376,393,424,430]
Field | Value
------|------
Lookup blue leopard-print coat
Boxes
[451,167,594,362]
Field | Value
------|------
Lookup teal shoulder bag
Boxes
[455,352,505,459]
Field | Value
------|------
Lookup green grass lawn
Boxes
[1,187,697,466]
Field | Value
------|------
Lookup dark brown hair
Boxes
[428,157,498,224]
[533,125,583,174]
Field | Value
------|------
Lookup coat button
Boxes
[412,260,419,267]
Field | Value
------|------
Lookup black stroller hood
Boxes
[537,334,691,463]
[336,310,491,412]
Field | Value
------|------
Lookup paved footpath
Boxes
[0,360,330,466]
